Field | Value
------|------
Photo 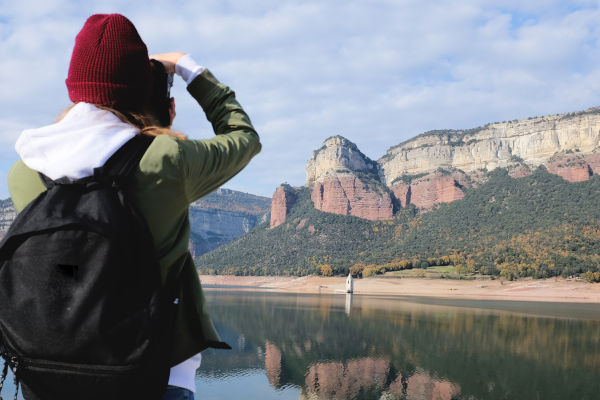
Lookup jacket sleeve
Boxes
[178,69,261,203]
[8,160,46,212]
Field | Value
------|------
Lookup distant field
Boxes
[384,266,471,279]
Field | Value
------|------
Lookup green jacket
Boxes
[8,69,261,364]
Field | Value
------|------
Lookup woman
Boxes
[8,13,261,400]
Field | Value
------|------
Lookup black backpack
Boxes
[0,135,177,400]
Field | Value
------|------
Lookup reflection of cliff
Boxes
[302,358,392,399]
[264,341,462,400]
[264,341,282,387]
[202,292,600,400]
[385,368,461,400]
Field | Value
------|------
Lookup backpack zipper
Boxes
[15,356,140,376]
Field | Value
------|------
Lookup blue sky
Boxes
[1,0,600,199]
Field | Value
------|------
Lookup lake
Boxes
[197,291,600,400]
[2,291,600,399]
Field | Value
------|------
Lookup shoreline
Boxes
[199,275,600,303]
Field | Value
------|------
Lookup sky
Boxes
[1,0,600,199]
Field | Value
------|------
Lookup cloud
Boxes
[1,0,600,200]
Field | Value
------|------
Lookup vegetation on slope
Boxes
[196,167,600,280]
[190,188,270,215]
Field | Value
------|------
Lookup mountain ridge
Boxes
[270,105,600,228]
[197,105,600,280]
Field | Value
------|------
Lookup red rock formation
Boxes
[296,219,308,230]
[311,176,393,220]
[270,185,298,228]
[545,156,592,182]
[390,172,469,210]
[390,183,411,207]
[508,165,532,179]
[584,153,600,175]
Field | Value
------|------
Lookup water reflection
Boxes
[199,291,600,400]
[345,293,353,316]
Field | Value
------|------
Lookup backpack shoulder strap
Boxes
[98,134,155,178]
[36,135,154,188]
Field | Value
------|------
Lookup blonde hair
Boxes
[56,103,187,140]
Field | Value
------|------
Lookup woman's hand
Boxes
[149,52,186,74]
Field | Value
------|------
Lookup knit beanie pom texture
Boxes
[66,14,152,109]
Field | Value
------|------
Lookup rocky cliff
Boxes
[390,170,470,209]
[188,188,270,256]
[305,136,393,220]
[270,184,299,228]
[379,109,600,185]
[270,107,600,225]
[305,136,381,186]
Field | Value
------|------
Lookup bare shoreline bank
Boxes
[199,275,600,303]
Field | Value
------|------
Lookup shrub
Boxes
[320,264,333,277]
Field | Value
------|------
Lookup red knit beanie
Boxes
[65,14,152,109]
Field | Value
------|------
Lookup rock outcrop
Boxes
[270,184,300,228]
[306,135,380,186]
[305,136,394,221]
[507,164,532,179]
[390,170,470,209]
[545,153,595,182]
[311,176,393,220]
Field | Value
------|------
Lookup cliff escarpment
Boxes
[270,108,600,227]
[379,109,600,184]
[189,188,270,256]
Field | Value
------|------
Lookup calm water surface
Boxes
[2,291,599,399]
[197,291,600,400]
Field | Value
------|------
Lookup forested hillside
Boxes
[196,167,600,280]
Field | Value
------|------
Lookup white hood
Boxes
[15,103,139,180]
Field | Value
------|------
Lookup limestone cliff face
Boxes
[188,207,266,257]
[270,184,300,228]
[379,109,600,185]
[305,136,394,221]
[306,136,380,186]
[185,189,270,257]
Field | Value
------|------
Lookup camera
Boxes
[149,59,174,127]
